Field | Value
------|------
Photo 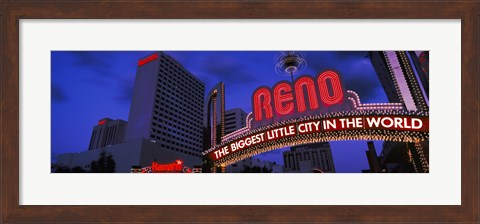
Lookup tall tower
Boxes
[125,52,205,157]
[370,51,429,173]
[203,82,225,150]
[88,118,127,150]
[365,141,382,173]
[369,51,428,111]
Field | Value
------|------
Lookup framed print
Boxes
[1,1,478,223]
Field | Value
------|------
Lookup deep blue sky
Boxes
[52,51,388,172]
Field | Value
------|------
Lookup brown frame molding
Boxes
[1,1,478,223]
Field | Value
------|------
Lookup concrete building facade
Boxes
[88,118,127,150]
[283,142,335,173]
[126,52,205,157]
[224,108,247,135]
[56,52,205,172]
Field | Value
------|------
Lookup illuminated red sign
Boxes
[138,53,159,66]
[150,160,183,173]
[132,160,196,173]
[205,68,430,166]
[206,115,428,162]
[253,70,344,122]
[98,119,106,125]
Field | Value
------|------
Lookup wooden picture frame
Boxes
[1,1,478,223]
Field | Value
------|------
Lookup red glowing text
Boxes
[207,115,428,161]
[253,70,344,121]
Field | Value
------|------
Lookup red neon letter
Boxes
[273,83,294,115]
[318,71,344,105]
[253,88,273,121]
[294,77,319,112]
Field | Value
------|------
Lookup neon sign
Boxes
[131,160,194,173]
[138,53,159,66]
[202,68,429,167]
[98,119,106,125]
[253,70,344,122]
[207,115,428,161]
[151,160,183,172]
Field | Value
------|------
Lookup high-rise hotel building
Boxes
[56,52,204,172]
[88,118,127,150]
[125,52,205,157]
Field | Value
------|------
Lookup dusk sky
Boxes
[52,51,389,172]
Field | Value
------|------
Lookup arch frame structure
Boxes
[203,90,429,168]
[204,109,428,167]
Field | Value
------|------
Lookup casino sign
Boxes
[130,160,192,173]
[202,70,429,168]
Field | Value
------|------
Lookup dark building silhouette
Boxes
[365,141,383,173]
[125,52,205,157]
[224,108,247,135]
[88,118,127,150]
